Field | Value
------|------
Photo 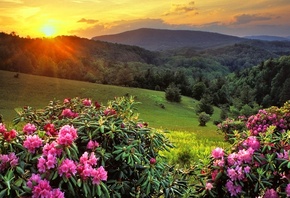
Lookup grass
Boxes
[0,70,225,143]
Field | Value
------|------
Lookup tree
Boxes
[192,81,206,100]
[195,94,214,115]
[165,83,181,102]
[198,112,210,126]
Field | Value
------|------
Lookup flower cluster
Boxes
[0,123,17,142]
[0,152,18,172]
[56,125,78,146]
[77,152,107,184]
[27,174,65,198]
[23,134,43,153]
[23,123,37,135]
[1,96,177,198]
[200,103,290,197]
[246,109,287,135]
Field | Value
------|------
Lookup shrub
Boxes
[192,101,290,197]
[217,117,247,143]
[165,83,181,102]
[0,96,187,197]
[198,112,211,126]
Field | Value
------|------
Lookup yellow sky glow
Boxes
[0,0,290,38]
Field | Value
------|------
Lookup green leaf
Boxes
[96,184,101,197]
[0,189,7,198]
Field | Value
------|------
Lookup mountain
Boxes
[244,35,290,41]
[92,28,246,51]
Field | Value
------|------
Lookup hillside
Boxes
[0,70,221,136]
[92,28,246,51]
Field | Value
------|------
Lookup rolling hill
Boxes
[0,70,221,137]
[92,28,246,51]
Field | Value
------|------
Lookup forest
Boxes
[1,32,290,119]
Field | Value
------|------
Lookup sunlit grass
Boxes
[0,70,227,164]
[160,130,229,166]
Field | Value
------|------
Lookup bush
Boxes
[165,83,181,102]
[0,96,187,197]
[198,112,211,126]
[192,101,290,197]
[217,117,247,143]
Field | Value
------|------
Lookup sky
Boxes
[1,0,290,38]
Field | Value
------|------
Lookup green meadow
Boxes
[0,70,227,165]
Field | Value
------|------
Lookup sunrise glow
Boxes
[41,24,56,37]
[0,1,290,38]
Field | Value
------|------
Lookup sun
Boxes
[41,24,56,37]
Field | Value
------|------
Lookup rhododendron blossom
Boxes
[43,123,57,136]
[82,98,92,106]
[211,147,224,159]
[87,140,99,150]
[225,180,242,196]
[3,129,17,141]
[205,182,213,191]
[91,166,108,185]
[58,159,77,178]
[263,188,279,198]
[42,141,62,157]
[0,152,18,171]
[23,123,37,135]
[286,184,290,197]
[57,125,78,146]
[23,135,43,153]
[61,108,78,118]
[0,123,7,133]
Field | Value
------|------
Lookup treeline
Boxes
[1,32,290,115]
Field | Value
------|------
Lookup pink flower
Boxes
[104,108,116,116]
[57,125,78,146]
[286,184,290,197]
[32,179,52,198]
[27,173,41,189]
[51,188,65,198]
[82,98,92,106]
[63,98,71,103]
[58,159,77,178]
[227,153,239,166]
[150,158,156,165]
[42,141,62,157]
[38,154,57,173]
[61,108,78,118]
[211,147,224,159]
[87,140,99,150]
[237,148,253,163]
[0,123,7,133]
[244,166,251,174]
[0,152,19,171]
[205,182,213,190]
[263,188,279,198]
[23,123,37,135]
[226,180,242,196]
[244,136,260,150]
[23,135,43,153]
[80,152,98,166]
[91,166,108,185]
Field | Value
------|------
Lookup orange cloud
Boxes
[78,18,99,24]
[163,1,198,16]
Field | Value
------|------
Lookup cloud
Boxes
[78,18,99,24]
[232,14,272,25]
[163,1,198,16]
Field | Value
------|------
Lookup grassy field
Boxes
[0,70,226,156]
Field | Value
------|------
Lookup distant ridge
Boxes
[244,35,290,41]
[92,28,246,51]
